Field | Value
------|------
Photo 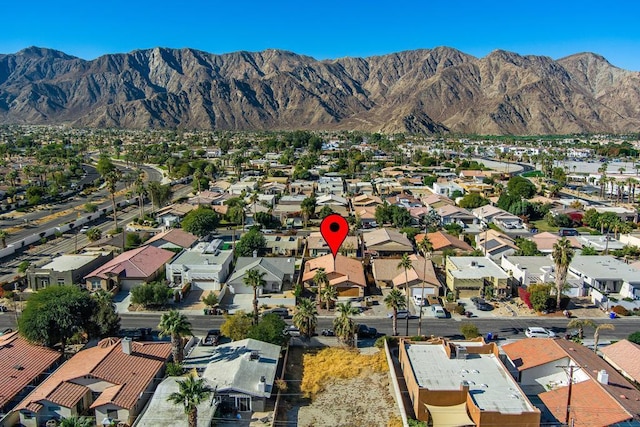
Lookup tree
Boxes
[567,318,596,339]
[248,313,288,346]
[528,283,555,312]
[384,289,406,336]
[552,238,575,309]
[318,205,334,219]
[104,169,122,232]
[0,230,8,248]
[301,195,317,227]
[320,284,338,311]
[167,375,214,427]
[458,193,489,209]
[96,155,116,176]
[581,246,598,255]
[417,236,434,336]
[514,238,541,256]
[221,311,253,341]
[243,269,266,325]
[181,206,220,237]
[86,227,102,242]
[130,281,174,308]
[89,289,120,338]
[202,292,219,309]
[507,176,537,199]
[628,331,640,345]
[594,323,615,353]
[59,416,95,427]
[333,302,359,346]
[397,253,413,336]
[293,298,318,339]
[148,181,173,211]
[460,323,480,339]
[18,285,96,351]
[158,310,193,363]
[235,229,266,257]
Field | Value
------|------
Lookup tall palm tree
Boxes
[134,172,146,219]
[384,289,406,336]
[313,268,328,307]
[594,323,615,353]
[59,416,94,427]
[333,301,359,346]
[167,375,214,427]
[567,318,596,339]
[243,269,266,325]
[104,169,122,232]
[417,237,434,336]
[158,310,193,363]
[552,238,574,309]
[320,285,338,311]
[397,253,413,336]
[293,298,318,339]
[193,169,202,193]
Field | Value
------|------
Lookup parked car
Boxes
[474,298,494,311]
[283,325,301,337]
[79,226,90,234]
[525,327,556,338]
[388,309,411,319]
[321,328,335,336]
[431,304,447,318]
[262,307,290,319]
[356,324,378,338]
[413,295,426,306]
[202,329,221,346]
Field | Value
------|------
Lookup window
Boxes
[107,409,118,420]
[57,278,66,285]
[91,279,101,290]
[236,396,251,412]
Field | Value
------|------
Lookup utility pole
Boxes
[556,364,585,426]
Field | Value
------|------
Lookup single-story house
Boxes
[27,251,113,291]
[362,228,414,256]
[445,256,509,298]
[227,257,295,294]
[302,254,366,297]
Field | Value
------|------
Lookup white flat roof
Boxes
[405,343,534,414]
[41,252,107,272]
[448,257,509,279]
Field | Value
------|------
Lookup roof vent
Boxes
[598,370,609,385]
[250,350,260,361]
[122,337,133,355]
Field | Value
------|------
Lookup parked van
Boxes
[431,304,447,319]
[558,228,579,237]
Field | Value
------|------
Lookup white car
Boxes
[413,295,426,306]
[79,226,90,234]
[525,327,556,338]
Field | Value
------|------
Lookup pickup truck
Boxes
[356,324,378,338]
[202,329,221,346]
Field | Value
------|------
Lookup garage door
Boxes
[337,287,360,297]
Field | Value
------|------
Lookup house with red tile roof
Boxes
[302,254,366,297]
[145,228,198,251]
[502,338,640,427]
[0,332,62,426]
[14,338,171,427]
[390,254,441,297]
[415,231,472,253]
[84,245,176,291]
[600,339,640,384]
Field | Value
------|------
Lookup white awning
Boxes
[424,402,475,427]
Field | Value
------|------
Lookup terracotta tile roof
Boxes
[362,228,413,250]
[415,231,472,252]
[354,207,377,219]
[307,232,358,252]
[501,338,567,371]
[84,245,175,280]
[145,229,198,248]
[0,331,62,409]
[90,384,123,409]
[352,194,382,206]
[302,254,366,287]
[46,381,89,407]
[601,339,640,383]
[529,232,582,251]
[17,338,171,412]
[391,254,440,289]
[539,380,631,427]
[422,193,454,207]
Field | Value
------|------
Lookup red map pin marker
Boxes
[320,213,349,259]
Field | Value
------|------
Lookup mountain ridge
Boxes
[1,46,639,134]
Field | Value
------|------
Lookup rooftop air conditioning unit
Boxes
[456,346,468,360]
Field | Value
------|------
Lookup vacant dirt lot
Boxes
[282,346,399,427]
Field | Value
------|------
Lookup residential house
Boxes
[302,254,366,297]
[362,228,414,257]
[155,203,196,228]
[569,255,640,305]
[15,338,171,427]
[317,176,345,195]
[407,206,431,227]
[260,181,287,195]
[386,193,423,208]
[390,254,441,297]
[528,232,582,254]
[345,180,374,195]
[353,207,377,228]
[187,190,230,207]
[307,232,358,257]
[374,178,402,195]
[594,205,637,222]
[264,235,301,257]
[476,229,519,260]
[445,256,509,298]
[27,251,113,291]
[432,181,464,198]
[600,339,640,385]
[289,180,315,195]
[398,338,540,426]
[165,240,233,291]
[415,231,473,254]
[473,205,523,230]
[83,233,127,255]
[458,181,494,197]
[201,339,281,413]
[315,194,349,216]
[0,332,62,427]
[500,255,583,297]
[576,234,625,252]
[434,204,475,228]
[133,376,218,427]
[502,339,640,427]
[351,194,382,207]
[227,257,295,294]
[209,181,232,193]
[458,170,491,182]
[228,180,258,196]
[422,193,455,210]
[145,229,198,251]
[84,245,176,291]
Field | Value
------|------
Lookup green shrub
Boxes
[375,335,398,348]
[454,305,466,315]
[460,323,480,339]
[628,331,640,345]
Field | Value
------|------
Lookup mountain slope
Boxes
[0,46,639,134]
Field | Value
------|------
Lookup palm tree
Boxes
[313,268,328,307]
[397,253,413,336]
[193,169,202,193]
[293,298,318,339]
[552,238,575,309]
[594,323,615,353]
[0,230,8,248]
[167,375,214,427]
[243,268,266,325]
[417,237,434,336]
[320,285,338,311]
[158,310,193,363]
[59,416,94,427]
[567,318,595,339]
[333,301,360,346]
[134,173,146,219]
[104,169,122,232]
[384,289,407,336]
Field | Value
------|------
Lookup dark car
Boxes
[474,298,494,311]
[321,329,335,336]
[356,324,378,338]
[202,329,221,346]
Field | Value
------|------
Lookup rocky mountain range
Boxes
[1,46,639,134]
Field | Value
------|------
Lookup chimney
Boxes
[460,380,470,392]
[257,376,266,393]
[122,337,132,355]
[597,370,609,385]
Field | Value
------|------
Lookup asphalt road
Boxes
[0,312,636,342]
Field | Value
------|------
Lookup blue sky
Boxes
[2,0,639,70]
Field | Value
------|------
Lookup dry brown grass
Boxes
[300,347,388,399]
